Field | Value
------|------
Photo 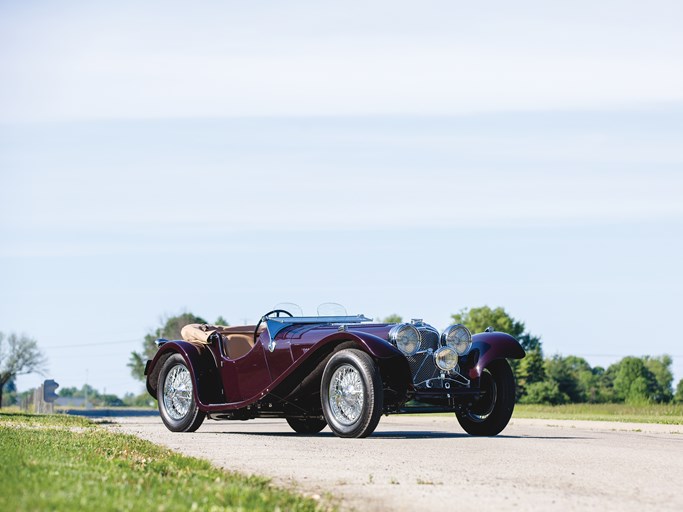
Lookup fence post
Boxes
[34,385,48,414]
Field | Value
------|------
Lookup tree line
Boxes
[452,306,683,405]
[1,381,153,409]
[5,307,683,409]
[128,307,683,405]
[127,313,227,380]
[0,332,46,408]
[57,384,152,407]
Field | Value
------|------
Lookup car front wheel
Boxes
[456,359,516,436]
[320,349,383,438]
[157,354,206,432]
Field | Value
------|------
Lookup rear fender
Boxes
[145,340,223,408]
[467,332,526,380]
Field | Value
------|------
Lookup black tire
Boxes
[457,359,516,436]
[320,349,383,438]
[286,416,327,434]
[157,354,206,432]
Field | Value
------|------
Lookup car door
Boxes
[263,328,294,382]
[221,334,272,402]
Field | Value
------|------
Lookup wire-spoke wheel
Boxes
[163,364,193,420]
[321,349,383,438]
[329,364,365,425]
[157,354,205,432]
[456,359,515,436]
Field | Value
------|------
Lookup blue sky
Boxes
[1,1,682,396]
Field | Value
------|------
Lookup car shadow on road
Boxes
[372,431,591,440]
[213,430,591,440]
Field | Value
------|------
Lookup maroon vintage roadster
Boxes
[145,305,525,438]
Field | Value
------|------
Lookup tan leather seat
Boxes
[223,334,254,359]
[180,323,265,359]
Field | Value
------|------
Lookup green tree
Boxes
[79,384,99,401]
[451,306,541,352]
[123,391,155,407]
[611,357,659,404]
[58,386,78,398]
[597,364,619,403]
[0,332,47,408]
[59,384,98,400]
[215,316,230,327]
[517,348,545,399]
[520,380,569,405]
[675,379,683,404]
[1,377,17,407]
[100,394,124,406]
[642,355,674,402]
[57,384,128,407]
[382,314,403,324]
[452,306,542,389]
[128,312,207,381]
[585,366,613,403]
[544,355,598,403]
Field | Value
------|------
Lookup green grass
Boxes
[0,410,94,428]
[0,412,326,512]
[514,403,683,425]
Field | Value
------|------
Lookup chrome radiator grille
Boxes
[406,326,442,388]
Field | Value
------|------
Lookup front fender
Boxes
[342,331,405,359]
[145,340,223,408]
[467,332,525,380]
[272,329,410,407]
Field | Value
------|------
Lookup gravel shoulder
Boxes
[106,415,683,511]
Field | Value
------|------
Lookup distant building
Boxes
[55,397,87,407]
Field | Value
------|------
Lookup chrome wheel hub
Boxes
[328,364,364,425]
[468,368,497,422]
[163,364,193,420]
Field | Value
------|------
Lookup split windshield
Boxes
[272,302,348,318]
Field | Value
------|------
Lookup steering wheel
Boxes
[253,309,293,345]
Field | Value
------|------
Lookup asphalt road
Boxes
[107,415,683,511]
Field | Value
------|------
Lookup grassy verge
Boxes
[0,412,326,512]
[0,410,94,428]
[514,403,683,425]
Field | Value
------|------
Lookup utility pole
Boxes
[84,369,89,409]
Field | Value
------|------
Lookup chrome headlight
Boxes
[388,323,421,356]
[441,324,472,355]
[434,346,458,371]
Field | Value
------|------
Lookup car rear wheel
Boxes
[286,416,327,434]
[158,354,206,432]
[321,349,383,438]
[456,359,515,436]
